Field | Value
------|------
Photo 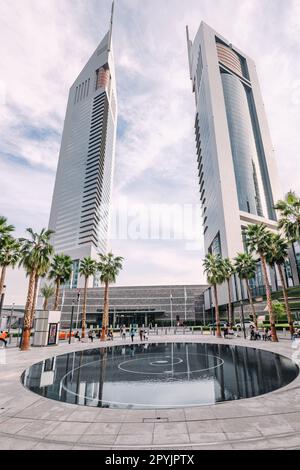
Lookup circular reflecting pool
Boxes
[21,342,299,409]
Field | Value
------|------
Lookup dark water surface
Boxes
[21,342,299,409]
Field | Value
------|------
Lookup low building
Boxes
[48,285,207,328]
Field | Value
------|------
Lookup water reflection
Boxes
[22,343,299,409]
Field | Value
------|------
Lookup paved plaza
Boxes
[0,335,300,450]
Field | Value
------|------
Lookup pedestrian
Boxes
[143,329,148,341]
[0,331,8,347]
[88,329,95,342]
[74,331,81,342]
[130,327,135,342]
[121,325,126,340]
[108,328,114,341]
[139,327,143,341]
[223,325,228,338]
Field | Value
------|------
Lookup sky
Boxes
[0,0,300,304]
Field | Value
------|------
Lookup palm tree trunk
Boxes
[213,284,222,338]
[30,274,39,328]
[43,297,48,311]
[101,281,109,341]
[245,279,257,328]
[20,271,36,351]
[261,255,278,342]
[277,264,294,337]
[0,265,6,297]
[82,277,88,339]
[54,279,60,311]
[227,279,233,328]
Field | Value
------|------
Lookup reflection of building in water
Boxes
[47,285,207,328]
[22,343,299,408]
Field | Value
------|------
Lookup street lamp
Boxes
[0,285,6,320]
[239,277,247,340]
[8,302,14,343]
[209,287,215,336]
[68,300,75,344]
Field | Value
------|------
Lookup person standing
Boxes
[130,327,135,342]
[121,325,126,340]
[139,327,143,341]
[88,329,95,342]
[74,331,81,342]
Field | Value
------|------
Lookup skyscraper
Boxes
[186,22,293,306]
[48,3,117,288]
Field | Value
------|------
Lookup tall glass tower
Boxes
[48,3,117,288]
[186,22,285,305]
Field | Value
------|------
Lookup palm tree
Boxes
[0,216,14,241]
[222,258,235,327]
[19,228,54,351]
[266,233,294,336]
[97,253,124,341]
[203,253,225,338]
[0,237,20,298]
[79,257,97,338]
[41,283,55,310]
[30,262,51,326]
[275,191,300,242]
[49,254,73,310]
[245,224,278,342]
[234,252,258,327]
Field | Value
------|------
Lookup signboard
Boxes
[48,323,58,345]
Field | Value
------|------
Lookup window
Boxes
[209,232,222,256]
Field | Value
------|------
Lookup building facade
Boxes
[186,22,298,307]
[49,285,207,328]
[48,6,117,288]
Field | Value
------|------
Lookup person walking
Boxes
[0,331,8,347]
[130,327,135,342]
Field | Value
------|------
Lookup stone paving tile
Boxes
[281,412,300,431]
[0,435,37,450]
[125,409,156,422]
[1,417,33,434]
[84,422,122,435]
[16,419,60,438]
[184,406,215,421]
[218,417,261,433]
[187,420,223,434]
[154,421,188,435]
[33,441,73,450]
[42,434,84,444]
[265,433,300,449]
[152,433,190,445]
[66,408,102,423]
[114,434,153,446]
[231,438,281,450]
[191,444,234,450]
[155,409,186,421]
[189,432,227,444]
[252,416,294,436]
[119,422,154,435]
[225,430,263,441]
[46,421,91,438]
[96,409,127,423]
[77,434,117,446]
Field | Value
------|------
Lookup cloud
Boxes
[0,0,299,304]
